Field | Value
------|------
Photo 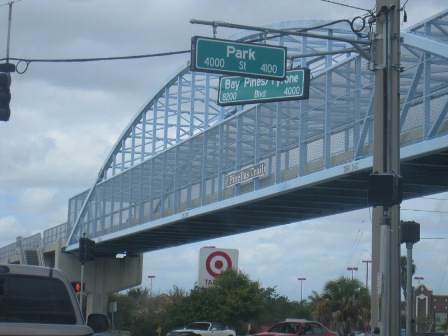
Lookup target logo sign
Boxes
[198,247,239,288]
[206,251,233,277]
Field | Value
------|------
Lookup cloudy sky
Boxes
[0,0,447,301]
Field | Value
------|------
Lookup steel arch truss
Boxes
[64,12,448,254]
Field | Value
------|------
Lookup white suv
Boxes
[0,263,108,336]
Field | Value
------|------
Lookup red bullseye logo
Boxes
[205,251,233,277]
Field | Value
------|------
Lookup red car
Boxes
[253,320,338,336]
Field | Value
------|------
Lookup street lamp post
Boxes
[347,267,358,280]
[414,276,424,284]
[148,275,156,295]
[362,260,372,289]
[298,277,306,302]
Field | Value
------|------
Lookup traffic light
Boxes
[71,281,85,292]
[79,237,86,263]
[85,238,95,262]
[0,72,11,122]
[367,173,403,206]
[79,237,95,264]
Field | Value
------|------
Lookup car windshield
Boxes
[268,323,300,333]
[0,275,76,324]
[187,323,210,331]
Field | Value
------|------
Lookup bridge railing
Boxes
[67,57,378,244]
[0,242,17,263]
[43,223,69,246]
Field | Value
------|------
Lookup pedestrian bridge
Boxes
[2,9,448,264]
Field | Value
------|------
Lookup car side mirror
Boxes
[87,313,110,334]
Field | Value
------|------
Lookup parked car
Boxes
[252,319,338,336]
[167,322,236,336]
[347,331,366,336]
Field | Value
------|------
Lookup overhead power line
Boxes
[401,208,448,214]
[320,0,374,13]
[1,50,190,63]
[0,50,190,74]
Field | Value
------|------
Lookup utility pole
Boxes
[371,2,401,336]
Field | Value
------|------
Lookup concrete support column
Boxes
[85,255,143,316]
[54,239,143,316]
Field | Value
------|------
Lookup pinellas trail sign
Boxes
[218,69,310,106]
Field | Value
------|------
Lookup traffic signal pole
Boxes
[371,2,401,336]
[0,1,16,122]
[78,234,95,317]
[6,1,13,63]
[80,260,85,314]
[79,234,86,315]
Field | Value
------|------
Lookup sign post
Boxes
[218,69,310,106]
[191,36,287,80]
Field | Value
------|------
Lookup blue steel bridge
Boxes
[2,10,448,264]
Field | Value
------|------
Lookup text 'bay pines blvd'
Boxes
[218,69,310,106]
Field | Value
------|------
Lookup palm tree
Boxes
[441,317,448,331]
[314,276,371,336]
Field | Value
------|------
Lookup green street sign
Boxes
[191,36,286,80]
[218,69,310,106]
